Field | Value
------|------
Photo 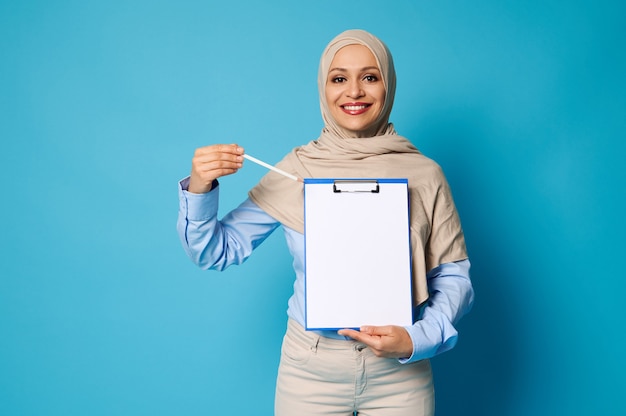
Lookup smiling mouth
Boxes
[341,103,371,115]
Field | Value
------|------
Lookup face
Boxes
[325,44,386,136]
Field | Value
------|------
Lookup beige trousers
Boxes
[275,319,434,416]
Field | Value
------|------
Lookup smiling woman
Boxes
[324,44,386,136]
[177,29,474,416]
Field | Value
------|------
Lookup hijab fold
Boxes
[248,30,467,307]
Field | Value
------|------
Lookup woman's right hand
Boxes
[188,144,244,194]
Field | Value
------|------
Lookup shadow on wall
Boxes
[408,114,523,416]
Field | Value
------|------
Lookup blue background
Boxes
[1,1,625,415]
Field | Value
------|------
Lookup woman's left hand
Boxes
[337,325,413,359]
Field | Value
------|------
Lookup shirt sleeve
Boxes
[177,177,281,270]
[399,259,475,363]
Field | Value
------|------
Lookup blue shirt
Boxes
[177,177,474,363]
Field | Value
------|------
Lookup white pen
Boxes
[243,154,303,183]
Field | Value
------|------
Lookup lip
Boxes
[340,102,372,115]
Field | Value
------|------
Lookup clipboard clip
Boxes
[333,180,380,193]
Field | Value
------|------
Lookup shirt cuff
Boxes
[178,177,220,221]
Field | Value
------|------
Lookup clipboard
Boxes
[303,178,413,330]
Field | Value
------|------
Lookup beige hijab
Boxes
[249,30,467,306]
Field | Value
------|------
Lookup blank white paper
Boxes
[304,179,413,330]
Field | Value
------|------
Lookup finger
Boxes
[337,328,361,339]
[214,143,244,156]
[193,153,243,168]
[195,143,244,156]
[194,156,243,172]
[359,325,393,336]
[338,329,381,349]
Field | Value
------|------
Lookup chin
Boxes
[337,120,374,133]
[345,122,377,134]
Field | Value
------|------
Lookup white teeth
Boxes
[343,105,367,111]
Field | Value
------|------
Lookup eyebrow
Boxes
[328,66,381,73]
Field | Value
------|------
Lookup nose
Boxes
[346,80,364,98]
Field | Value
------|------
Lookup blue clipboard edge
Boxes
[303,178,408,184]
[303,178,413,331]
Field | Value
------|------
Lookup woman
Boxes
[177,29,474,416]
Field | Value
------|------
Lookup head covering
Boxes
[248,30,467,307]
[318,29,396,139]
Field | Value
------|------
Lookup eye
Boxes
[364,75,379,82]
[331,76,347,83]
